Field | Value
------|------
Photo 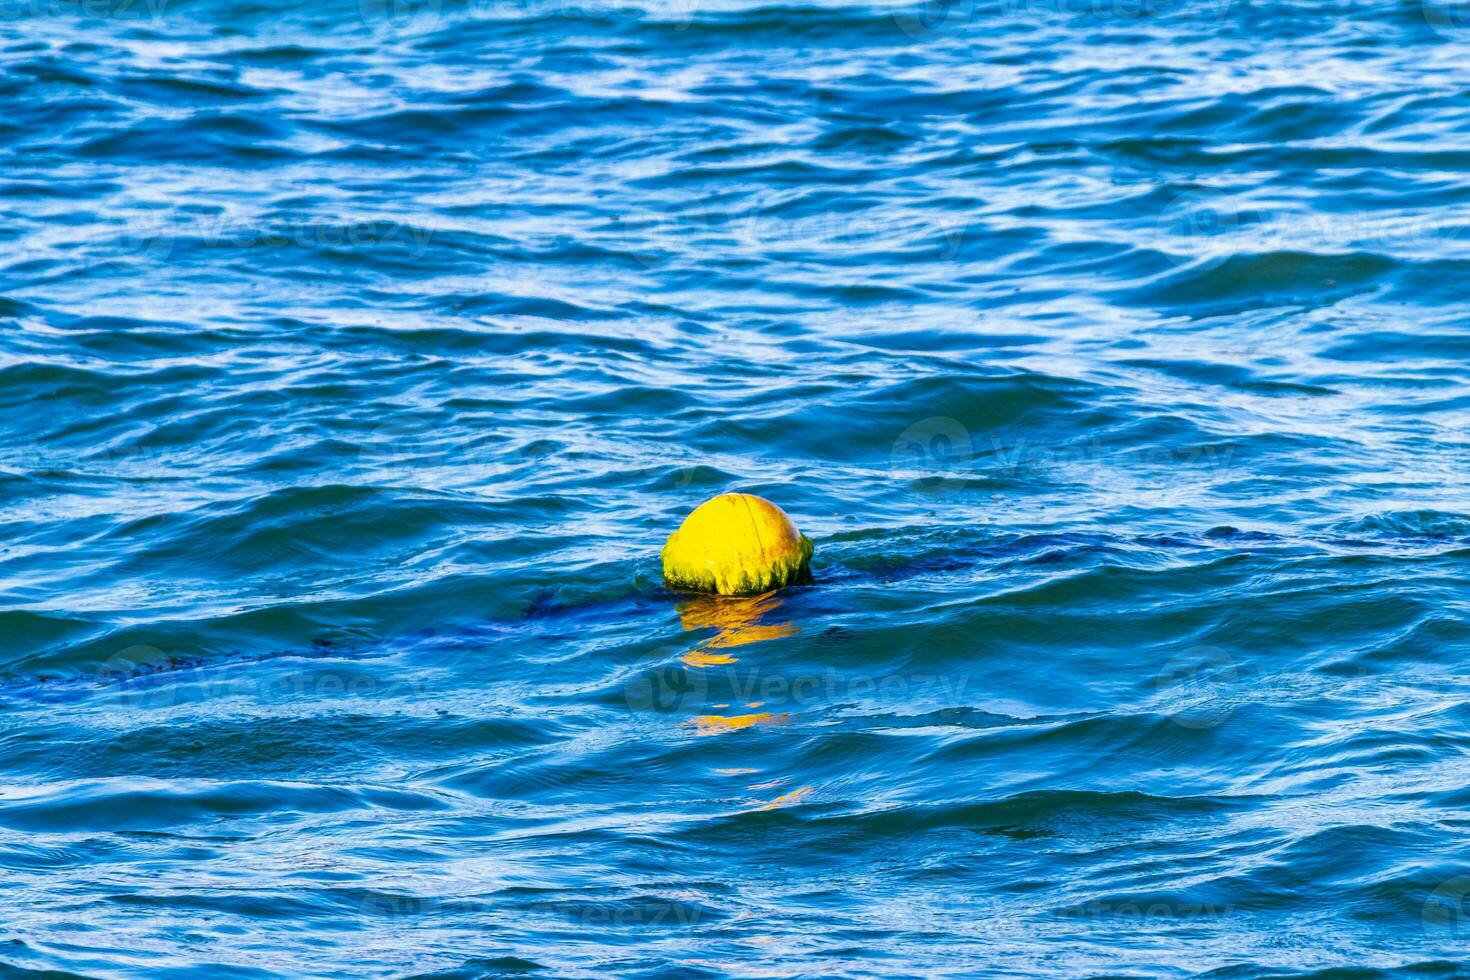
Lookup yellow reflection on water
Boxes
[692,711,789,736]
[757,785,813,810]
[671,592,814,809]
[676,592,797,667]
[681,649,737,667]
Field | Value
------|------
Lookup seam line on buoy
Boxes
[739,493,767,563]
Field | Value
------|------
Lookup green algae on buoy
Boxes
[661,493,813,596]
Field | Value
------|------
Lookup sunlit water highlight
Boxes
[4,0,1470,976]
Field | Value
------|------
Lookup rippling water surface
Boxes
[5,0,1470,976]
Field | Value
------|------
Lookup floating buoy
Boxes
[661,493,813,596]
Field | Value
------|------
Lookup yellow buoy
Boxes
[661,493,813,596]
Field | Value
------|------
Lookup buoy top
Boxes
[661,493,813,596]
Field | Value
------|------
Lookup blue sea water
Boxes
[4,0,1470,975]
